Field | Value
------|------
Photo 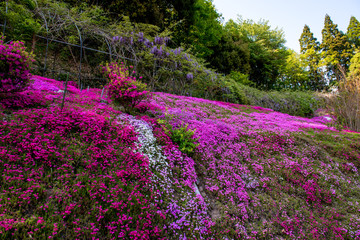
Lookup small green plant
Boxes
[157,115,199,156]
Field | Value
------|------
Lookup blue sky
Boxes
[212,0,360,53]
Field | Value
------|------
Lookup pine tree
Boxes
[321,14,353,84]
[299,25,325,90]
[347,16,360,49]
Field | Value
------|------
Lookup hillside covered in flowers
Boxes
[1,75,360,239]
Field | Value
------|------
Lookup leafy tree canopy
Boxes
[225,17,289,90]
[277,49,310,90]
[349,51,360,78]
[184,0,223,59]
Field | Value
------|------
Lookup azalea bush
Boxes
[0,37,34,94]
[102,62,151,113]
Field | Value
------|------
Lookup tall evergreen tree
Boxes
[299,25,325,90]
[347,16,360,49]
[299,25,319,53]
[321,14,353,84]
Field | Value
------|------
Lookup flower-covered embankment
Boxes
[1,75,360,239]
[0,76,166,239]
[150,92,360,239]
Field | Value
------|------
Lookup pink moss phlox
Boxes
[0,105,164,239]
[150,91,359,238]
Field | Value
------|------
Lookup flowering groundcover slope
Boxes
[0,76,360,239]
[149,93,360,239]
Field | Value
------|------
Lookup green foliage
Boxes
[226,17,289,90]
[321,14,353,84]
[184,0,223,59]
[120,32,227,101]
[208,25,250,74]
[299,25,326,91]
[347,16,360,49]
[223,77,250,105]
[228,71,253,86]
[62,0,197,33]
[167,0,197,45]
[157,115,199,156]
[349,51,360,78]
[0,0,41,42]
[224,78,321,117]
[277,49,311,90]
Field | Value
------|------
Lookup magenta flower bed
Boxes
[1,76,360,239]
[0,106,165,239]
[0,76,166,239]
[150,92,360,239]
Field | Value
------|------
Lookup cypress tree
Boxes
[299,25,325,90]
[347,16,360,49]
[300,25,319,53]
[321,14,353,84]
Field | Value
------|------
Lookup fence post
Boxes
[42,19,49,76]
[74,23,83,88]
[2,1,8,36]
[100,87,105,99]
[60,73,69,111]
[105,38,112,62]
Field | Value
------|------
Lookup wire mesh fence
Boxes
[0,0,137,90]
[1,2,232,102]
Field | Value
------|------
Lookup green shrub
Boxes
[224,78,321,117]
[228,71,253,87]
[157,115,199,156]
